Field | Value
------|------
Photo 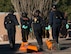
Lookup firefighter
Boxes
[4,10,20,49]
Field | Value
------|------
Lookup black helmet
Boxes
[35,10,41,14]
[22,12,28,17]
[9,10,14,14]
[52,5,57,9]
[33,10,41,17]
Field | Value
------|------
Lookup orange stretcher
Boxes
[45,40,53,50]
[19,42,38,52]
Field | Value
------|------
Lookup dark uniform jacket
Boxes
[20,17,31,30]
[31,16,44,30]
[49,10,64,27]
[4,14,19,30]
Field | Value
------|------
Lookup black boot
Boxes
[38,45,43,52]
[10,43,13,49]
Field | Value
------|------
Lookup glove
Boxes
[45,25,51,30]
[30,28,32,32]
[22,25,28,29]
[45,27,48,30]
[18,25,20,28]
[66,24,69,29]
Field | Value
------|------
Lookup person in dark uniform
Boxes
[60,12,68,38]
[31,10,44,51]
[4,10,20,49]
[45,5,64,49]
[68,21,71,38]
[20,12,31,45]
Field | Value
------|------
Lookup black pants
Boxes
[21,29,29,42]
[7,28,16,46]
[42,27,49,38]
[34,28,43,46]
[69,31,71,37]
[52,25,61,43]
[69,24,71,37]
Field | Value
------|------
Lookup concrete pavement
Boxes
[0,38,71,54]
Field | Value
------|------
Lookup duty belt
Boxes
[5,21,12,24]
[32,21,40,23]
[55,16,62,19]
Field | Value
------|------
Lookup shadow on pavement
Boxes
[0,41,71,54]
[60,43,71,50]
[61,47,69,50]
[0,44,20,54]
